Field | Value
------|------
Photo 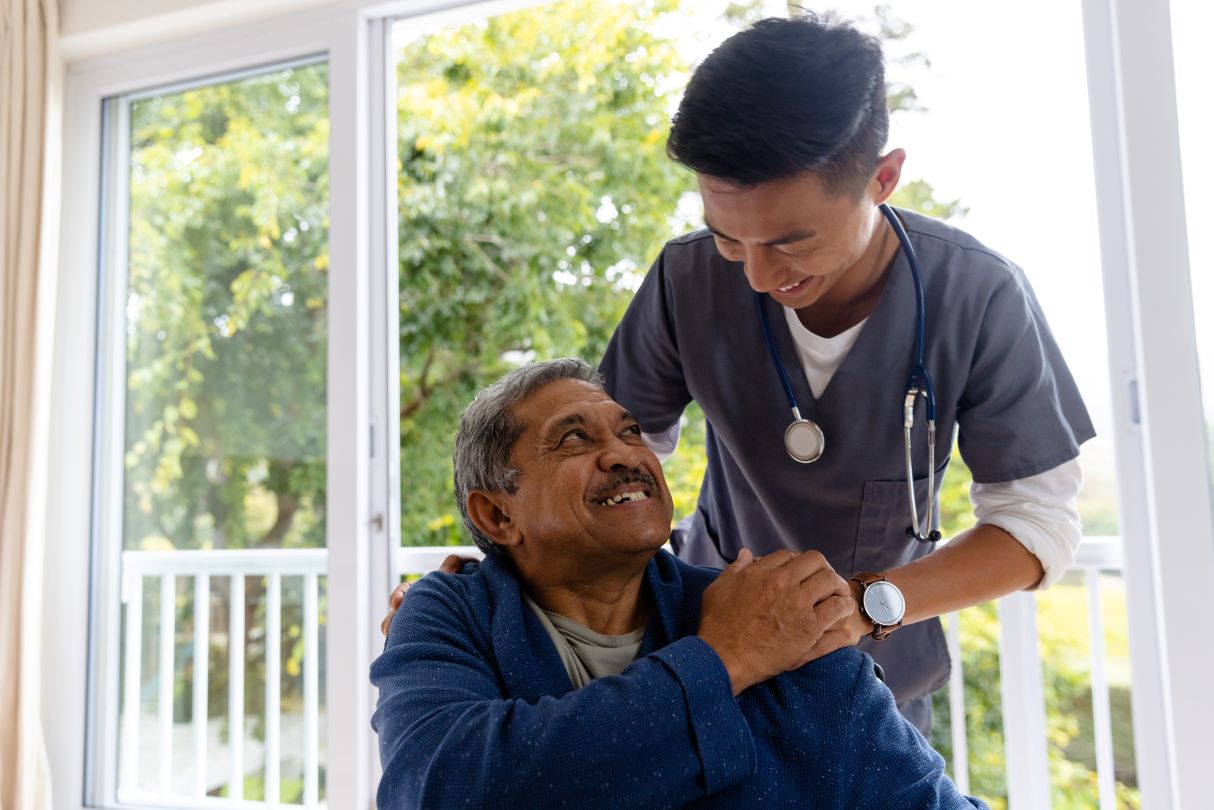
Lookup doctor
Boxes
[598,15,1094,732]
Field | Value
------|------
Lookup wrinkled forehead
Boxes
[513,378,624,436]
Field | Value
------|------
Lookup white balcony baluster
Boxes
[160,574,176,796]
[946,611,969,794]
[997,591,1051,809]
[193,574,209,798]
[119,550,327,808]
[121,569,143,799]
[265,574,281,807]
[1086,567,1117,810]
[229,574,245,801]
[304,572,319,807]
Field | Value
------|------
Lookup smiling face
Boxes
[700,152,904,313]
[467,378,675,574]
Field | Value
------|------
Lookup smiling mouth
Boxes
[595,489,651,507]
[776,276,812,294]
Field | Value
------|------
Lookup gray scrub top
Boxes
[599,207,1096,706]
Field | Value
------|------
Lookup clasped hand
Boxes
[380,548,870,694]
[697,548,869,694]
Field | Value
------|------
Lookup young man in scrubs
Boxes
[383,15,1093,734]
[597,15,1094,732]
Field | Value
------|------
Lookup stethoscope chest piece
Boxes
[785,418,825,464]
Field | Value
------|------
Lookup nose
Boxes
[742,247,783,293]
[598,433,646,472]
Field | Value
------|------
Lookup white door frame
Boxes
[46,5,385,807]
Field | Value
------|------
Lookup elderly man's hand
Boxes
[697,548,857,694]
[380,554,473,636]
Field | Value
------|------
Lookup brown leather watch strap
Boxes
[849,572,903,641]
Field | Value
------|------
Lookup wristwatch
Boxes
[849,573,906,641]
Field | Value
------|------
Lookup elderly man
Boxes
[371,359,985,808]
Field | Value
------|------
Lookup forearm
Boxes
[884,523,1044,626]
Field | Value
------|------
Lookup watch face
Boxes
[863,581,906,626]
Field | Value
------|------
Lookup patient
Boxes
[371,358,985,808]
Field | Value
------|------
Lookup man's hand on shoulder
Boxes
[696,549,857,694]
[380,554,473,636]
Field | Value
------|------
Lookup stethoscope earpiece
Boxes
[905,526,942,544]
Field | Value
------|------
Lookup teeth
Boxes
[598,490,649,506]
[778,279,803,292]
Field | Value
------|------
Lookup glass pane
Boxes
[393,0,707,546]
[1170,1,1214,521]
[108,61,329,807]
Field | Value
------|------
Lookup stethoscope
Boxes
[756,203,941,543]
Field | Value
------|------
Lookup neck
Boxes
[798,209,899,337]
[516,555,651,636]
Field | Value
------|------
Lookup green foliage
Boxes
[124,63,330,554]
[394,0,697,544]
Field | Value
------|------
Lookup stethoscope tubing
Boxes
[756,203,941,543]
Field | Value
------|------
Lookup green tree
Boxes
[394,0,696,544]
[125,64,329,554]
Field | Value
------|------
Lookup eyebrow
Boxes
[704,219,817,247]
[542,408,637,438]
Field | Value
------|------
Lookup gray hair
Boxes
[454,358,605,556]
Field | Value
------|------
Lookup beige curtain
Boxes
[0,0,57,808]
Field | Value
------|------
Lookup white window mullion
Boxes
[326,8,375,810]
[366,13,400,794]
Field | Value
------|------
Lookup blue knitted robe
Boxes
[371,549,987,809]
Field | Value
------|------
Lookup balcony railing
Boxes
[118,549,326,809]
[946,536,1126,808]
[117,537,1126,809]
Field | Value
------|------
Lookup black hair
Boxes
[666,15,888,197]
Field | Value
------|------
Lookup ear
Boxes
[466,490,523,549]
[870,148,906,204]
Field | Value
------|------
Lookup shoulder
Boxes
[653,548,721,594]
[653,230,737,284]
[805,646,878,689]
[759,647,883,713]
[666,228,718,250]
[643,550,723,638]
[384,557,500,646]
[899,209,1027,294]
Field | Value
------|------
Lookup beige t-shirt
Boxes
[523,594,646,688]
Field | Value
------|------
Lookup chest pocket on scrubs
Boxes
[853,472,953,704]
[852,472,943,575]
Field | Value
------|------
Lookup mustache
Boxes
[588,468,658,502]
